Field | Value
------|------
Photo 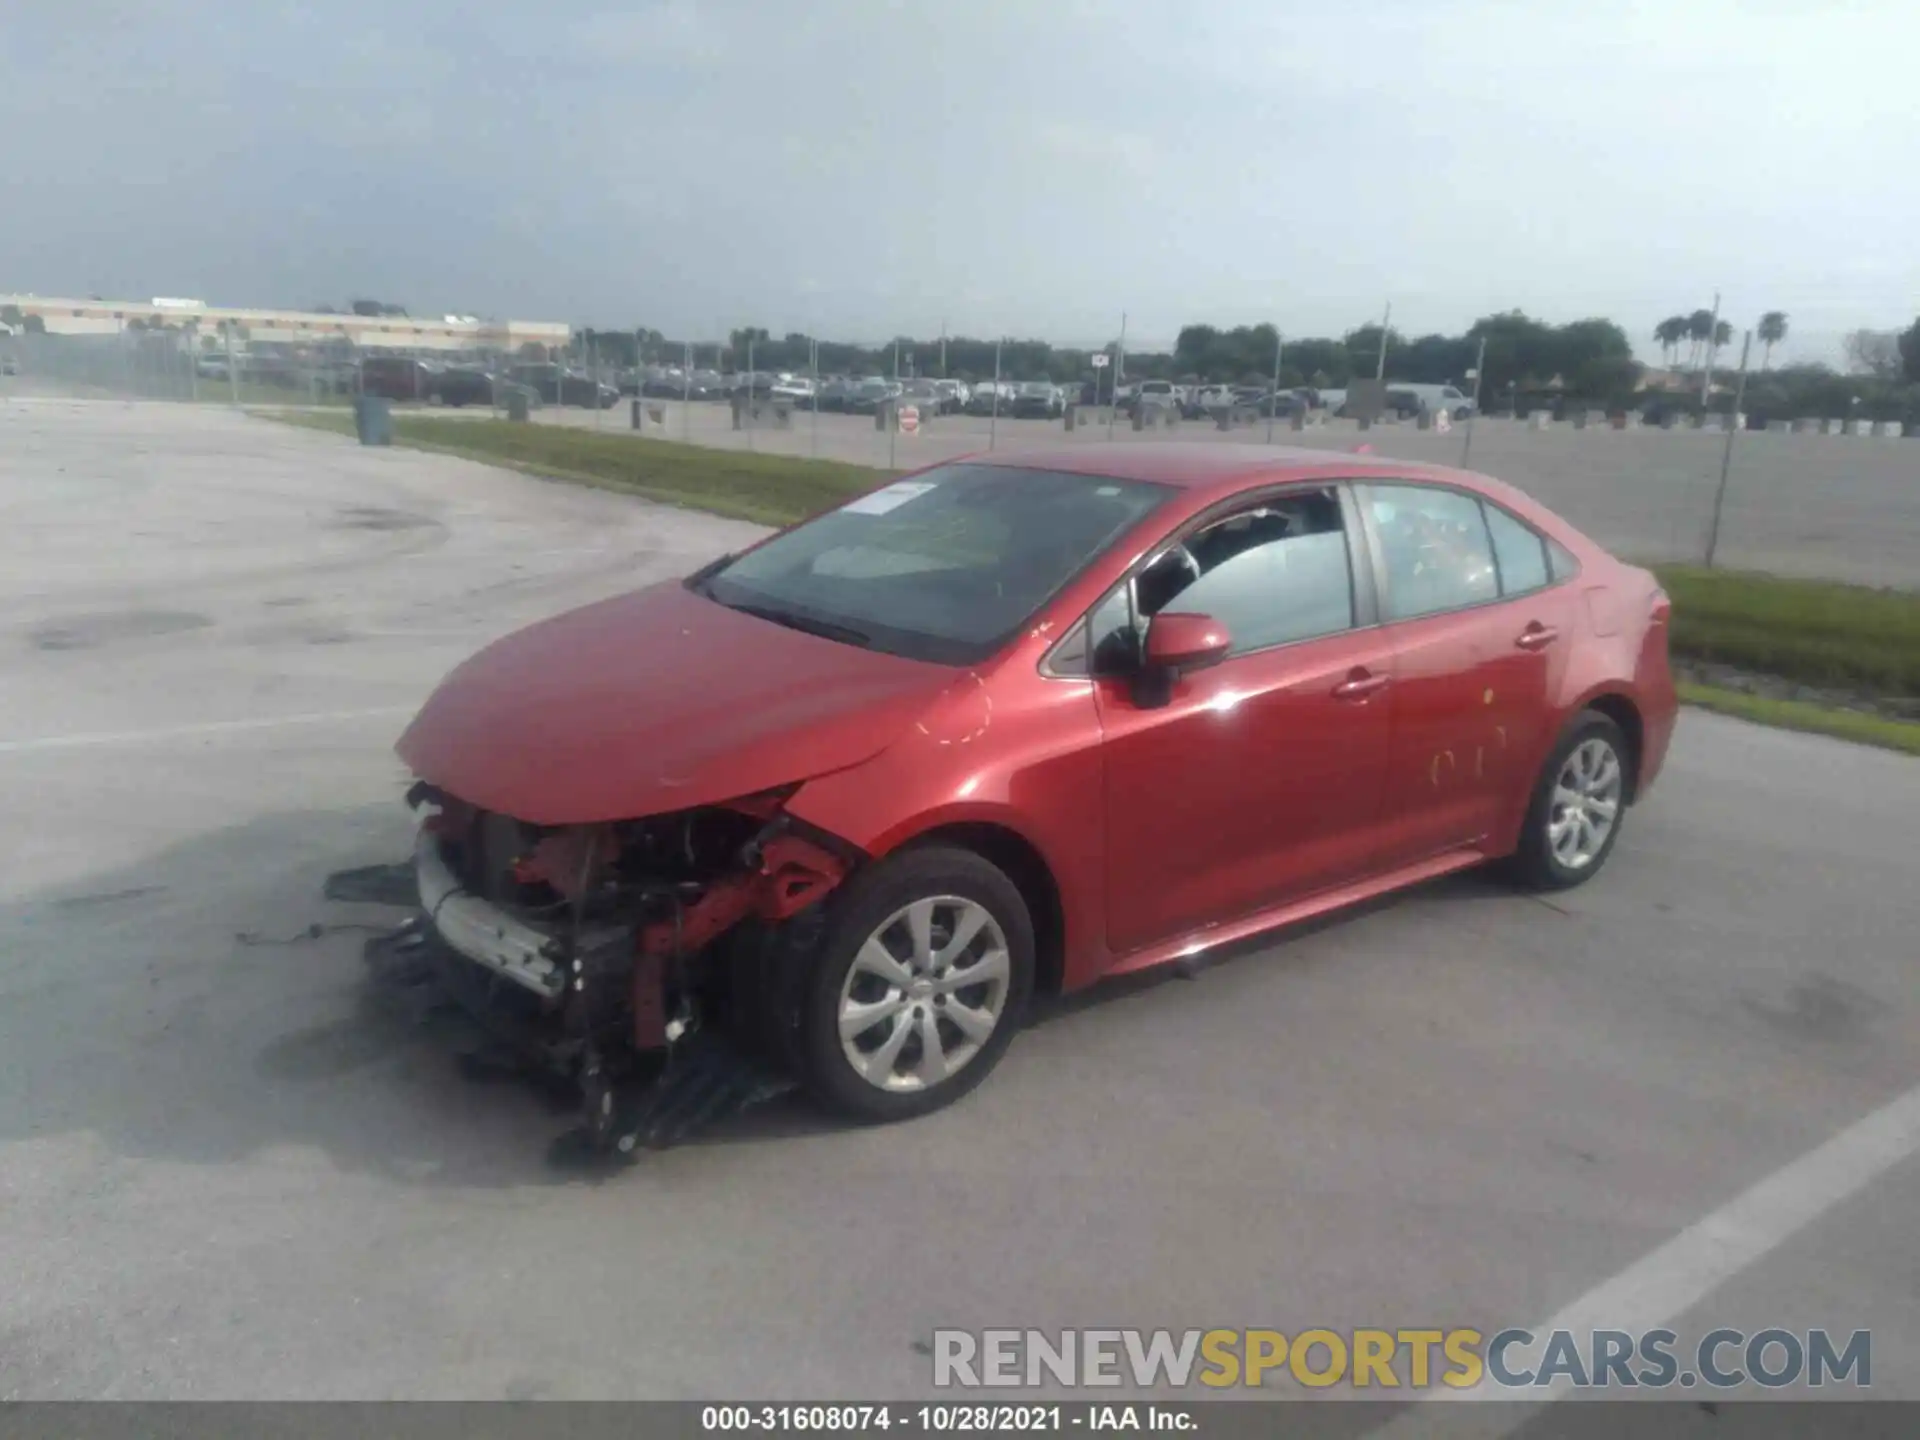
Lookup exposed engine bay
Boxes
[343,781,854,1162]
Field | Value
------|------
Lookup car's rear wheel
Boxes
[1509,711,1630,890]
[799,845,1033,1122]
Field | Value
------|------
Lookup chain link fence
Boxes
[2,321,1914,588]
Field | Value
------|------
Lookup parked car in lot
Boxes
[966,381,1014,414]
[378,444,1676,1154]
[771,375,817,407]
[1123,379,1181,417]
[511,364,618,408]
[358,355,438,401]
[847,377,901,414]
[899,379,944,415]
[433,365,496,408]
[1011,380,1065,418]
[817,376,857,412]
[933,379,970,414]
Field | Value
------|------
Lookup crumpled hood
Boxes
[396,580,958,825]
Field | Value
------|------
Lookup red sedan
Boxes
[384,444,1676,1152]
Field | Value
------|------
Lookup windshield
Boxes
[692,463,1172,664]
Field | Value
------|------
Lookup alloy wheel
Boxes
[837,896,1011,1093]
[1548,736,1623,870]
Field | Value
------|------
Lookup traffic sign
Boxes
[898,404,920,434]
[1091,354,1110,368]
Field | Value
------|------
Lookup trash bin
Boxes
[505,386,531,423]
[352,395,393,446]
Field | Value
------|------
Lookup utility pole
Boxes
[1699,291,1721,406]
[1704,330,1752,570]
[1375,301,1392,381]
[1460,336,1488,468]
[990,336,1002,451]
[1265,327,1284,444]
[1106,311,1127,441]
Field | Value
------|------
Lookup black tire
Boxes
[798,844,1034,1123]
[1508,710,1631,891]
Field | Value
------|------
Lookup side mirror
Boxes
[1130,613,1230,708]
[1144,612,1232,674]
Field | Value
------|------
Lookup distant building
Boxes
[0,293,569,355]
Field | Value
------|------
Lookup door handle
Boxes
[1332,670,1391,700]
[1515,624,1559,651]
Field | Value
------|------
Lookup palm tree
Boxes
[1686,309,1714,370]
[1654,316,1686,368]
[1758,311,1788,370]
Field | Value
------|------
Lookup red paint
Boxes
[400,445,1678,998]
[395,581,957,826]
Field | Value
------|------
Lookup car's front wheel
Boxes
[1509,711,1631,890]
[799,845,1034,1122]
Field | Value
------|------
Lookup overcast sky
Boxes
[4,0,1914,359]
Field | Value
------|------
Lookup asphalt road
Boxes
[2,401,1917,1415]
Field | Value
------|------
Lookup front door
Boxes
[1095,485,1394,956]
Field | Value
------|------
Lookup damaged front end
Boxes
[347,780,854,1160]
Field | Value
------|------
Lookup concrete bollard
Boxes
[1875,420,1904,437]
[1822,418,1844,435]
[1131,405,1146,432]
[1847,418,1873,436]
[1527,411,1551,430]
[1792,417,1820,433]
[1766,419,1790,434]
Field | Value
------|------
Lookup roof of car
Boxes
[968,442,1429,490]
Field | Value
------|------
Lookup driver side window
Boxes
[1088,487,1356,670]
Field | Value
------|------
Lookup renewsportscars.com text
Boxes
[932,1327,1871,1391]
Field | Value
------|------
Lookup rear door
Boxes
[1356,481,1581,867]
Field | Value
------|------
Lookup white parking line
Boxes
[1370,1079,1920,1435]
[0,707,415,755]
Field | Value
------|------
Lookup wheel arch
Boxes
[1572,688,1645,802]
[881,818,1068,999]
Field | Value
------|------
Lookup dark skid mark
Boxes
[331,506,436,532]
[1743,974,1878,1044]
[51,884,167,912]
[262,596,309,608]
[30,609,213,651]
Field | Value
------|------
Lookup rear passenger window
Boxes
[1365,484,1499,620]
[1547,538,1581,582]
[1482,502,1551,596]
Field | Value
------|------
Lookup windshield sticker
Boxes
[844,480,939,516]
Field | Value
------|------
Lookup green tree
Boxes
[1653,316,1687,367]
[1685,309,1714,369]
[1758,311,1788,370]
[1900,318,1920,384]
